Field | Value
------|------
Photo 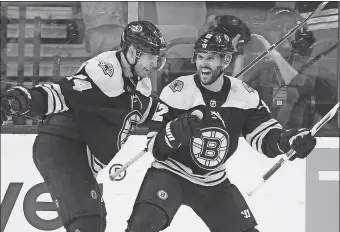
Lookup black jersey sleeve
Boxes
[27,56,151,116]
[242,99,286,158]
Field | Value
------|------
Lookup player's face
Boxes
[267,15,297,57]
[134,52,166,78]
[195,52,224,85]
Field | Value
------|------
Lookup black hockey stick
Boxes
[234,1,329,79]
[246,102,339,196]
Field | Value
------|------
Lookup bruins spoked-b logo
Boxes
[157,190,168,200]
[109,164,127,181]
[117,110,142,149]
[190,127,230,170]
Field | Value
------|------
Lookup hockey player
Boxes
[0,21,201,232]
[125,29,317,232]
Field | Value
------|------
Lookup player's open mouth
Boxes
[201,69,211,76]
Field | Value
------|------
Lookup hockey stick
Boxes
[109,148,149,181]
[234,1,329,79]
[109,2,330,182]
[246,102,339,196]
[109,110,204,181]
[271,41,338,100]
[299,42,338,73]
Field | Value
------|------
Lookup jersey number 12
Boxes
[152,103,169,122]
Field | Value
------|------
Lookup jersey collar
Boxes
[194,74,231,107]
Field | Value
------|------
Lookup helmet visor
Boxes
[139,49,167,71]
[156,56,167,71]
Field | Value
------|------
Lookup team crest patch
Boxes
[169,80,184,92]
[118,110,142,149]
[242,82,255,93]
[98,61,114,77]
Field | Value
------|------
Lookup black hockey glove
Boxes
[165,113,202,149]
[278,128,317,161]
[1,86,31,125]
[153,112,202,160]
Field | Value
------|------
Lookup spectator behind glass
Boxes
[241,7,337,129]
[81,2,127,55]
[201,15,252,78]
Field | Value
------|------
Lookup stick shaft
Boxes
[234,1,329,79]
[109,149,148,181]
[247,102,339,196]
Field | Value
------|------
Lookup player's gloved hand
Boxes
[1,86,31,125]
[278,128,317,161]
[164,111,202,150]
[152,110,203,160]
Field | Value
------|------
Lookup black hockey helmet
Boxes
[266,7,315,57]
[121,21,167,70]
[192,29,234,64]
[215,15,251,52]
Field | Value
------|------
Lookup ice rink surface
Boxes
[5,135,335,232]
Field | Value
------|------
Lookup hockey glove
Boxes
[1,86,31,125]
[153,112,202,160]
[278,128,317,161]
[165,113,202,149]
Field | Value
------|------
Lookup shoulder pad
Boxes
[160,75,204,110]
[84,51,125,97]
[222,77,260,109]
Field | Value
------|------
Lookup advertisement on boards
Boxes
[1,135,338,232]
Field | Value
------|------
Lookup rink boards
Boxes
[1,135,338,232]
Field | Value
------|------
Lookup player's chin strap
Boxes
[130,50,141,81]
[121,49,139,88]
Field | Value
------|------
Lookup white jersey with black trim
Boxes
[152,74,283,186]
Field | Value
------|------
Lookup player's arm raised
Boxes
[0,79,71,123]
[1,60,133,124]
[241,90,316,160]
